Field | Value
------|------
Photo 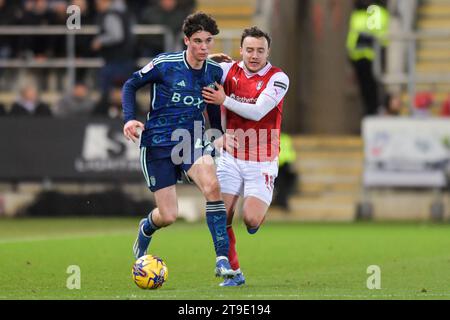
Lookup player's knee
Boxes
[202,179,221,200]
[159,212,177,227]
[243,215,263,231]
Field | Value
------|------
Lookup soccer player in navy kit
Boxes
[121,13,237,279]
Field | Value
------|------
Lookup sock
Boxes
[142,210,160,237]
[227,226,240,270]
[206,201,230,258]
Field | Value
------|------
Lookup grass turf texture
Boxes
[0,218,450,300]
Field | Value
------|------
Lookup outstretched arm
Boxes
[202,84,278,121]
[202,72,289,122]
[208,53,232,64]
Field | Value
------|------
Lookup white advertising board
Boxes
[362,117,450,187]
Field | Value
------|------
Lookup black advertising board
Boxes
[0,118,143,182]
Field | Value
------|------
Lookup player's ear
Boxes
[184,36,190,47]
[239,46,243,57]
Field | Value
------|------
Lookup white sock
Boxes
[216,256,229,263]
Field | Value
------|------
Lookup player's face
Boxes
[184,31,214,62]
[240,36,270,73]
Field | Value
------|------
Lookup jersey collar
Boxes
[238,61,272,77]
[183,50,206,72]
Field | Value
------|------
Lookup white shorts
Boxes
[217,151,279,206]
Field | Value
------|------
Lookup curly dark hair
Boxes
[182,12,219,38]
[240,26,271,48]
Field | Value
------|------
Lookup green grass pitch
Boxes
[1,217,450,300]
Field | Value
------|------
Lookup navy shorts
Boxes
[140,141,215,192]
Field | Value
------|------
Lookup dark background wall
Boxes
[270,0,362,134]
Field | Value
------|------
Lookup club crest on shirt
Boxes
[256,81,264,91]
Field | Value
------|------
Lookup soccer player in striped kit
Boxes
[203,27,290,286]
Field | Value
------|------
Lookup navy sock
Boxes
[142,210,160,237]
[247,227,260,235]
[206,201,230,258]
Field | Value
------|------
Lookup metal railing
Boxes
[374,30,450,113]
[0,25,242,89]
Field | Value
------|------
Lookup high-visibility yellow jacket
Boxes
[346,6,390,61]
[279,133,296,167]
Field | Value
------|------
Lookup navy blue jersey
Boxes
[122,51,223,158]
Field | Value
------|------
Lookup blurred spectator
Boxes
[130,0,195,20]
[20,0,53,59]
[54,83,96,117]
[72,0,96,57]
[441,95,450,117]
[49,0,69,58]
[97,84,144,119]
[50,0,69,20]
[0,0,16,59]
[46,1,70,91]
[74,0,96,24]
[0,0,18,89]
[347,0,390,116]
[10,85,52,117]
[17,0,54,91]
[273,133,298,212]
[0,0,22,20]
[384,94,403,116]
[139,0,191,56]
[92,0,135,114]
[127,0,151,21]
[178,0,196,16]
[98,85,124,119]
[414,92,433,117]
[70,0,97,84]
[414,92,433,109]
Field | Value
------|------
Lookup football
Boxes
[132,255,168,290]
